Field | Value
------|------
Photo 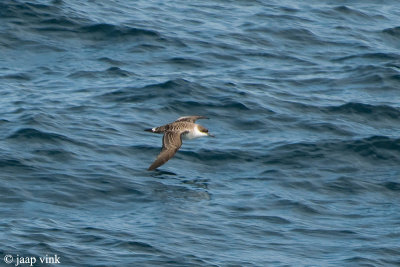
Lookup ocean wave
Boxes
[277,28,322,43]
[323,176,368,194]
[7,128,75,144]
[33,148,77,162]
[274,199,320,215]
[99,79,255,115]
[292,227,357,237]
[112,240,162,253]
[338,51,399,61]
[234,215,291,225]
[78,23,161,40]
[199,52,242,62]
[0,1,163,44]
[297,121,354,136]
[40,17,79,28]
[333,5,369,19]
[268,135,400,165]
[281,101,400,121]
[166,99,250,113]
[0,157,33,170]
[167,57,205,68]
[0,73,32,81]
[382,26,400,37]
[327,102,400,119]
[0,2,58,20]
[68,67,134,79]
[99,79,210,102]
[99,79,193,103]
[98,57,126,66]
[382,181,400,191]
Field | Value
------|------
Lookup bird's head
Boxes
[197,125,215,137]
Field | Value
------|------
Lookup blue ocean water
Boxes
[1,0,400,266]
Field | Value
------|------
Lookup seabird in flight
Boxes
[145,116,214,171]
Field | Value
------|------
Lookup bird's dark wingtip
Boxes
[147,162,158,171]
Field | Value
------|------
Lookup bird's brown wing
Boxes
[147,131,185,171]
[174,115,208,123]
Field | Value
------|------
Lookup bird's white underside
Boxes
[182,125,208,140]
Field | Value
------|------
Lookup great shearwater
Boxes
[145,116,214,171]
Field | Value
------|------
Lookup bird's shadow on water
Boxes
[147,169,209,187]
[148,169,177,177]
[143,168,211,199]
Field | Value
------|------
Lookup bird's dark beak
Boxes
[208,133,215,137]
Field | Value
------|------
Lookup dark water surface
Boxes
[1,0,400,266]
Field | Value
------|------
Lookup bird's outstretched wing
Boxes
[147,131,185,171]
[174,115,208,123]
